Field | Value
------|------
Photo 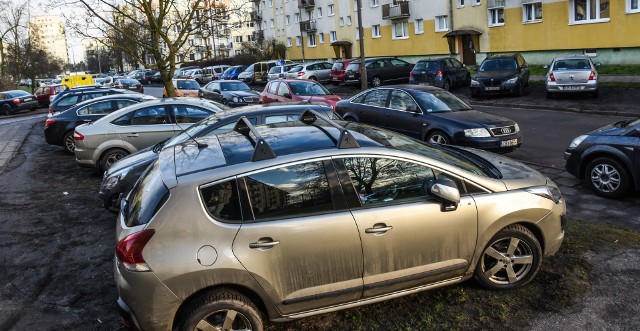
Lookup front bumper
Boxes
[456,133,522,153]
[539,198,567,257]
[564,148,581,178]
[471,81,519,95]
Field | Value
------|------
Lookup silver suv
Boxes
[115,111,565,330]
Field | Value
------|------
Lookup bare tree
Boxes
[0,1,27,77]
[240,38,287,61]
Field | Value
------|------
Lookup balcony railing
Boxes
[250,10,262,21]
[298,0,315,8]
[382,1,410,20]
[300,20,317,32]
[489,0,506,7]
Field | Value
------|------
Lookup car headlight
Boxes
[101,167,130,191]
[569,135,588,148]
[464,128,491,137]
[470,79,480,87]
[514,123,520,132]
[506,77,518,84]
[232,97,242,102]
[525,185,563,204]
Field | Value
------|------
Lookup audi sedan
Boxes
[335,85,521,153]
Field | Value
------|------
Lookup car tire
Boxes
[585,157,630,199]
[2,105,11,116]
[443,79,451,91]
[221,98,228,105]
[426,130,450,145]
[176,288,263,331]
[474,224,542,290]
[515,83,524,96]
[465,73,471,86]
[309,76,317,81]
[371,76,382,87]
[344,116,357,122]
[62,131,75,154]
[99,148,129,173]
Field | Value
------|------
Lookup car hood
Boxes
[462,148,548,190]
[588,122,632,136]
[475,70,518,80]
[227,90,259,98]
[107,147,157,175]
[433,110,514,128]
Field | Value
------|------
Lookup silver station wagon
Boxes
[114,110,565,331]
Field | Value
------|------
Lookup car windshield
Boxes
[120,79,138,85]
[223,67,234,75]
[479,59,518,71]
[414,61,440,71]
[163,115,220,147]
[413,90,472,113]
[552,59,591,71]
[268,66,282,74]
[346,63,360,71]
[332,62,344,70]
[177,80,200,90]
[289,81,331,96]
[220,82,251,91]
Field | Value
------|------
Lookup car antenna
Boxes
[173,120,208,149]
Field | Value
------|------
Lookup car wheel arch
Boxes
[578,147,634,184]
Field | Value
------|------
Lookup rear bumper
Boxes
[546,81,598,93]
[117,297,142,330]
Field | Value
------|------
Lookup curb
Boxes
[469,100,638,117]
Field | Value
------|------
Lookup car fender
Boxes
[340,111,360,122]
[95,139,129,165]
[578,144,635,180]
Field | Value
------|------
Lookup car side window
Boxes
[34,88,43,95]
[56,94,80,107]
[390,59,408,67]
[267,82,278,94]
[444,59,454,69]
[81,92,105,101]
[77,100,115,115]
[116,99,137,109]
[243,161,334,221]
[173,105,212,123]
[277,83,290,97]
[200,179,243,223]
[341,157,436,207]
[323,62,333,69]
[388,90,418,112]
[210,82,220,91]
[264,114,301,124]
[206,117,257,136]
[130,106,168,125]
[0,94,5,100]
[351,92,367,104]
[452,59,463,69]
[363,89,389,108]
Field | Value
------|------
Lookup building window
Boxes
[392,21,409,39]
[355,27,360,39]
[330,31,337,42]
[458,0,465,8]
[523,2,543,23]
[294,13,300,23]
[319,33,325,43]
[371,0,380,7]
[328,4,335,16]
[317,7,323,17]
[269,0,273,7]
[270,19,274,28]
[372,24,381,38]
[570,0,610,23]
[473,0,481,5]
[308,34,317,47]
[296,36,301,46]
[339,17,345,26]
[414,19,424,34]
[435,15,448,31]
[628,0,640,13]
[488,7,505,26]
[286,15,290,25]
[346,16,352,25]
[306,9,314,20]
[287,37,292,47]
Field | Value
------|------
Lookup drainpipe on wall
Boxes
[449,0,454,56]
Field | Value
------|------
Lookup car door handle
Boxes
[126,133,139,137]
[365,224,393,234]
[249,239,280,249]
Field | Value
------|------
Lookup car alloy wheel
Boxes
[475,225,542,290]
[427,131,450,145]
[586,157,630,198]
[371,76,382,87]
[100,148,129,173]
[63,131,75,154]
[178,289,263,331]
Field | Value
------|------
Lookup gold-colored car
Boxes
[162,79,200,97]
[114,110,565,330]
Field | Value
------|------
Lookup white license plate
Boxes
[485,87,500,91]
[563,86,581,90]
[501,139,518,147]
[24,98,32,101]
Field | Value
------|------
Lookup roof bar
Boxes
[299,109,360,149]
[233,116,276,162]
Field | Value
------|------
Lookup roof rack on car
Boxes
[233,116,277,162]
[298,109,360,149]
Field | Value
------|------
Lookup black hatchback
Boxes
[44,94,156,153]
[335,85,521,153]
[409,58,471,90]
[565,118,640,198]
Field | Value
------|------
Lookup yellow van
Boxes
[61,74,95,88]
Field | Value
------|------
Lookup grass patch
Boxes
[265,220,640,331]
[499,65,640,77]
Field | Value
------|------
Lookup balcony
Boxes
[298,0,315,8]
[300,20,317,32]
[254,30,264,41]
[488,0,505,7]
[382,1,410,20]
[250,10,262,21]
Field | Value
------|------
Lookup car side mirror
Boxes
[213,89,221,94]
[521,64,528,69]
[283,92,292,99]
[595,62,602,67]
[430,177,460,212]
[406,105,419,113]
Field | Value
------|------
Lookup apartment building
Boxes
[30,15,69,65]
[252,0,640,65]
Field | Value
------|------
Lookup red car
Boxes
[329,59,355,85]
[33,84,69,107]
[259,79,341,109]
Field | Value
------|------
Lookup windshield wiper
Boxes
[613,119,634,128]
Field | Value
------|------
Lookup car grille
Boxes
[244,97,259,103]
[490,125,516,136]
[482,79,503,87]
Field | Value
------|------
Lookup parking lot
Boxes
[1,83,639,330]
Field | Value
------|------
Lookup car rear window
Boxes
[414,61,440,71]
[177,80,200,90]
[269,66,282,74]
[332,62,345,70]
[289,66,303,73]
[552,59,591,71]
[346,63,360,72]
[125,161,170,227]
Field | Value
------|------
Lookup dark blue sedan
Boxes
[1,90,39,115]
[199,80,259,107]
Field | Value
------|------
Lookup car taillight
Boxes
[589,71,596,80]
[298,72,305,77]
[13,98,20,104]
[187,75,193,79]
[45,119,56,128]
[548,73,556,82]
[48,108,54,114]
[116,229,155,272]
[435,70,443,78]
[410,71,414,78]
[73,131,84,141]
